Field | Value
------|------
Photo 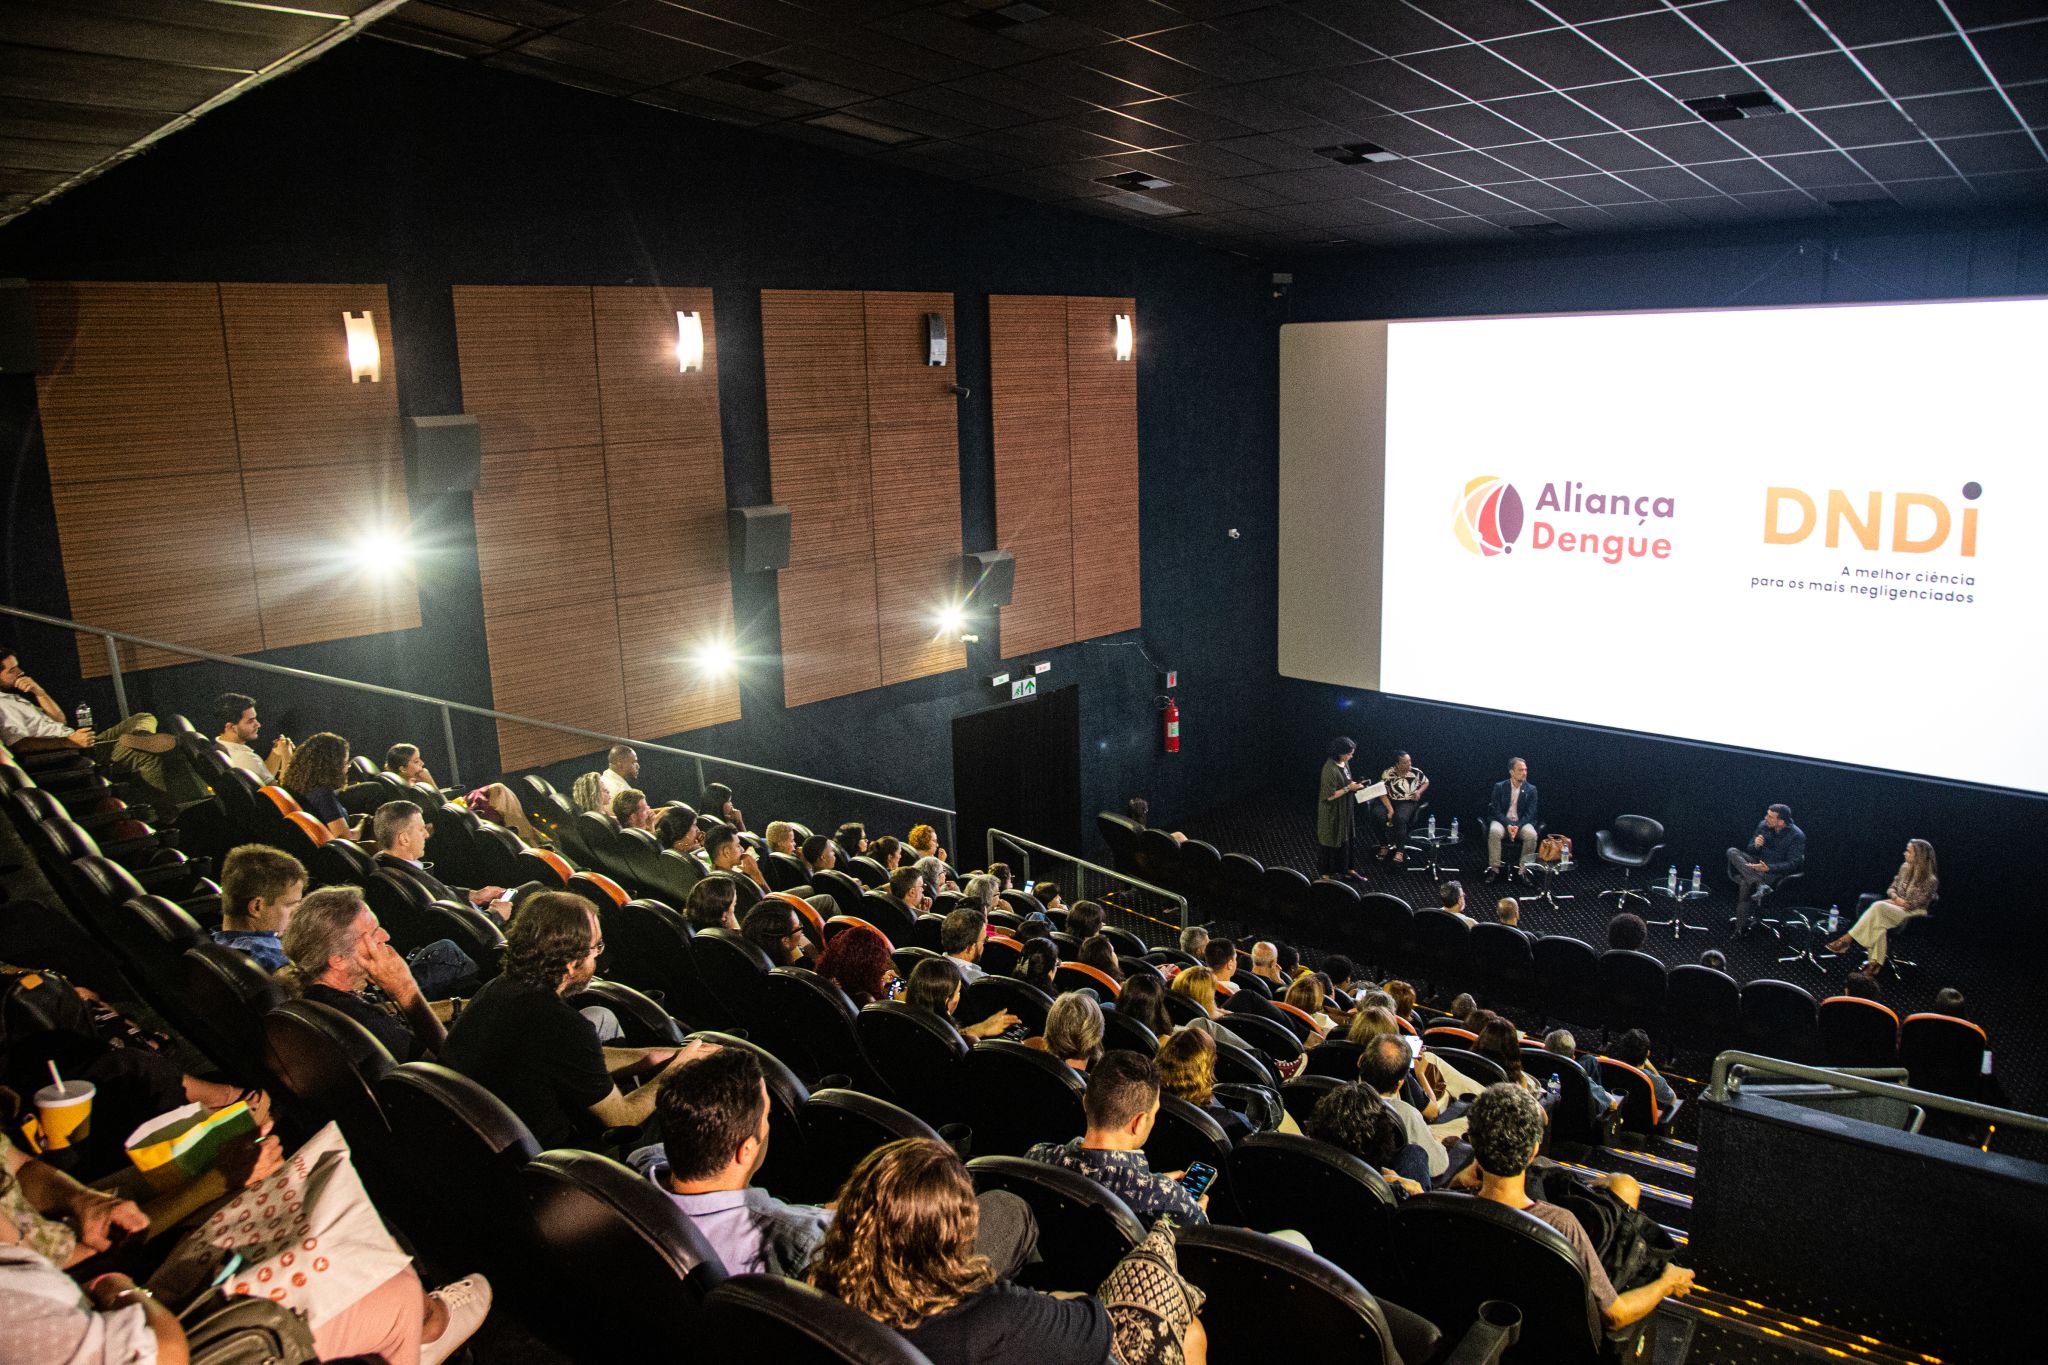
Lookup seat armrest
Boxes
[1380,1296,1447,1365]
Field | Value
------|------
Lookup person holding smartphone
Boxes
[1025,1052,1209,1225]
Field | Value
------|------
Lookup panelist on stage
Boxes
[1728,803,1805,936]
[1484,757,1540,884]
[1374,751,1430,866]
[1828,839,1937,981]
[1316,736,1366,881]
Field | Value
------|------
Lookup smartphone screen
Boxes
[1178,1161,1217,1197]
[887,976,906,1001]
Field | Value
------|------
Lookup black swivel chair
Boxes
[1728,865,1806,939]
[1593,815,1664,911]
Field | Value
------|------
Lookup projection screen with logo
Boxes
[1277,298,2048,796]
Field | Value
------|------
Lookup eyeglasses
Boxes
[589,938,605,957]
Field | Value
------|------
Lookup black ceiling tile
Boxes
[391,3,527,45]
[1360,156,1469,190]
[1542,0,1666,19]
[1410,148,1526,182]
[2011,81,2048,129]
[1554,130,1674,171]
[945,69,1085,119]
[1293,0,1466,57]
[517,31,720,84]
[1325,58,1467,112]
[1209,133,1334,169]
[1353,113,1467,155]
[1486,138,1598,176]
[1749,52,1884,110]
[1131,23,1304,81]
[767,45,921,98]
[1764,148,1876,186]
[0,96,163,147]
[1884,175,1977,205]
[1175,83,1328,132]
[1142,137,1278,176]
[1733,187,1826,215]
[428,0,580,27]
[1947,0,2048,27]
[1422,183,1523,213]
[773,77,882,109]
[1857,37,1995,99]
[1687,0,1832,63]
[1570,78,1693,129]
[889,83,1031,128]
[1973,23,2048,86]
[1534,204,1623,228]
[1239,164,1388,200]
[1901,89,2023,137]
[1800,0,1953,47]
[489,49,648,95]
[1688,156,1798,192]
[1615,163,1716,196]
[1402,43,1549,100]
[1595,198,1696,225]
[1005,54,1161,103]
[1485,28,1635,88]
[1491,178,1585,208]
[1260,117,1378,149]
[1940,130,2048,174]
[1633,119,1745,162]
[1265,197,1389,228]
[1484,90,1612,137]
[1406,100,1533,147]
[1580,12,1732,77]
[820,25,982,84]
[1140,182,1271,214]
[1967,165,2048,203]
[1714,113,1831,154]
[1078,41,1219,96]
[376,24,500,58]
[1190,175,1292,208]
[605,0,783,56]
[1216,6,1379,70]
[1653,65,1753,102]
[1008,15,1135,57]
[1409,0,1560,42]
[1119,96,1256,141]
[1852,140,1956,180]
[1542,172,1649,203]
[1245,74,1380,127]
[1052,108,1183,149]
[1804,100,1922,146]
[1665,194,1757,220]
[866,8,1041,68]
[631,86,776,124]
[1034,0,1185,40]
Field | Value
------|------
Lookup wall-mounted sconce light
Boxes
[676,310,704,373]
[925,312,948,367]
[1113,313,1134,363]
[343,311,380,383]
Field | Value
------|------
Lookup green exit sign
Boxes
[1010,677,1037,700]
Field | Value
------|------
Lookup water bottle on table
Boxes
[1427,813,1436,838]
[1827,904,1840,934]
[1667,864,1678,894]
[1691,864,1702,893]
[1450,817,1460,839]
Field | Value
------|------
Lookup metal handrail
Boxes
[985,827,1189,929]
[1,603,955,849]
[1709,1049,2047,1134]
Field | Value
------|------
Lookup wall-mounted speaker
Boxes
[729,505,791,572]
[961,549,1015,608]
[0,279,36,375]
[404,415,481,493]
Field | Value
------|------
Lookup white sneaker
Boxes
[421,1274,492,1365]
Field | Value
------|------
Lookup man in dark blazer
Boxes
[1485,758,1540,883]
[373,798,510,919]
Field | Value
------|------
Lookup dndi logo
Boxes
[1453,476,1523,557]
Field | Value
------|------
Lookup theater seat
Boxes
[1217,1009,1297,1065]
[692,926,776,1029]
[1101,1008,1158,1057]
[1303,1037,1365,1080]
[101,894,201,990]
[603,898,720,1026]
[1409,908,1471,991]
[1054,960,1121,998]
[702,1275,933,1365]
[1354,892,1413,976]
[1818,995,1902,1068]
[180,941,286,1084]
[1664,963,1740,1053]
[1280,1075,1342,1128]
[1597,1057,1673,1136]
[1177,1224,1418,1365]
[1518,1047,1617,1149]
[377,1062,539,1275]
[1427,1046,1507,1088]
[856,893,917,944]
[1531,935,1602,1027]
[1214,1037,1281,1089]
[572,977,685,1045]
[965,1040,1087,1156]
[857,1002,969,1126]
[1741,978,1820,1060]
[1218,852,1264,921]
[961,975,1054,1036]
[1900,1013,1988,1102]
[755,968,868,1087]
[1146,1096,1237,1216]
[787,1088,941,1207]
[966,1155,1143,1290]
[261,999,398,1192]
[1598,948,1667,1034]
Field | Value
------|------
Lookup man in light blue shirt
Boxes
[211,845,305,972]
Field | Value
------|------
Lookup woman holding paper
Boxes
[1317,736,1367,881]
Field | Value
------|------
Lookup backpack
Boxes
[0,963,99,1045]
[180,1291,320,1365]
[1549,1179,1677,1292]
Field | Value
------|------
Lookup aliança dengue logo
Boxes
[1453,476,1524,557]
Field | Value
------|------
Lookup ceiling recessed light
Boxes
[1728,91,1786,117]
[710,60,796,93]
[805,112,921,145]
[1314,142,1401,165]
[1507,220,1568,234]
[1097,170,1173,191]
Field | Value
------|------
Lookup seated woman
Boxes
[1028,880,1064,913]
[817,921,896,1007]
[1827,838,1937,981]
[1027,991,1104,1071]
[1078,934,1123,983]
[1304,1081,1433,1195]
[809,1137,1205,1365]
[1011,939,1060,997]
[1169,967,1255,1054]
[701,783,746,833]
[960,873,1001,919]
[1283,975,1338,1036]
[1116,973,1176,1040]
[569,771,608,815]
[907,958,1018,1039]
[1473,1013,1540,1093]
[1156,1027,1253,1143]
[279,731,363,840]
[463,781,552,848]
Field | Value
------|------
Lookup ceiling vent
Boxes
[1507,220,1568,234]
[709,60,797,93]
[965,2,1052,30]
[1683,91,1786,123]
[1314,142,1402,165]
[805,113,922,145]
[1097,170,1174,191]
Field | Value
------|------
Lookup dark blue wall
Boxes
[0,38,1282,856]
[1271,212,2048,940]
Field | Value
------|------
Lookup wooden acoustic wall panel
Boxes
[1066,297,1141,642]
[762,289,881,708]
[32,282,262,674]
[220,283,420,650]
[988,294,1074,658]
[864,291,964,687]
[451,286,601,458]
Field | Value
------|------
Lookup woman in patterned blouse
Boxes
[1828,839,1938,980]
[1376,752,1431,865]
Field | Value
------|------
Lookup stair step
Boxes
[1675,1287,1943,1364]
[1553,1160,1694,1211]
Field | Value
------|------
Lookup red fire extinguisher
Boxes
[1162,696,1180,754]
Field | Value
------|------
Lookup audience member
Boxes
[741,899,814,968]
[906,822,947,866]
[1437,879,1477,927]
[280,731,363,840]
[915,854,956,896]
[1034,991,1105,1070]
[941,908,989,982]
[1178,925,1209,961]
[1067,900,1105,942]
[0,648,210,818]
[1699,948,1728,972]
[463,780,551,847]
[1447,993,1480,1027]
[1346,1005,1402,1048]
[833,821,869,865]
[1248,942,1285,990]
[763,820,797,857]
[383,742,436,787]
[1168,967,1254,1053]
[213,690,292,780]
[1304,1082,1430,1194]
[1496,897,1522,927]
[1322,955,1357,997]
[1473,1013,1537,1092]
[1359,1035,1449,1180]
[1934,987,1967,1014]
[1026,1051,1208,1225]
[1012,939,1060,997]
[596,744,638,808]
[701,782,746,832]
[960,873,1000,917]
[1384,979,1421,1026]
[570,771,607,814]
[706,824,767,891]
[906,958,1018,1039]
[1116,973,1175,1039]
[1466,1084,1695,1330]
[1078,934,1123,983]
[1284,975,1338,1035]
[985,861,1013,890]
[1126,796,1186,843]
[1607,912,1648,951]
[1841,972,1881,1000]
[442,892,706,1148]
[1545,1029,1621,1119]
[1031,880,1066,913]
[888,865,931,916]
[214,844,306,970]
[800,833,838,877]
[1276,942,1303,981]
[278,886,444,1062]
[871,834,903,871]
[1199,938,1239,987]
[612,788,656,831]
[373,799,509,916]
[1155,1027,1250,1142]
[685,876,740,932]
[816,922,896,1006]
[1608,1029,1678,1114]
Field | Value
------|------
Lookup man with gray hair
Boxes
[940,908,988,983]
[1179,925,1209,961]
[1543,1029,1621,1119]
[1466,1084,1692,1331]
[281,886,445,1062]
[914,854,954,896]
[365,799,489,998]
[1358,1033,1448,1179]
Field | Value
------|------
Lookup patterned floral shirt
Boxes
[1,1131,78,1264]
[1380,765,1428,802]
[1023,1139,1208,1226]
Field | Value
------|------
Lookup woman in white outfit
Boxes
[1827,838,1937,980]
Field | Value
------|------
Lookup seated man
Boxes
[1359,1034,1450,1181]
[1304,1081,1432,1194]
[213,844,306,970]
[705,823,767,892]
[595,744,639,809]
[886,865,930,917]
[278,886,445,1062]
[799,833,837,878]
[630,1047,1037,1277]
[1025,1050,1208,1225]
[214,691,293,781]
[0,648,211,817]
[442,891,706,1150]
[740,898,813,968]
[373,799,508,916]
[1728,802,1806,936]
[1544,1029,1621,1120]
[1485,757,1540,882]
[1373,750,1430,864]
[686,877,740,932]
[1126,796,1185,844]
[1248,941,1287,992]
[612,787,657,832]
[1607,1029,1679,1119]
[1466,1083,1695,1331]
[1179,925,1209,962]
[1066,900,1105,942]
[940,907,988,982]
[1439,880,1478,928]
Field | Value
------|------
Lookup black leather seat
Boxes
[1741,978,1820,1060]
[1531,935,1602,1026]
[1132,828,1183,891]
[1218,852,1264,920]
[692,926,776,1028]
[1469,922,1536,1004]
[1213,1036,1281,1089]
[1177,1223,1420,1365]
[1597,1058,1675,1136]
[1307,876,1362,948]
[856,893,918,944]
[1664,963,1740,1053]
[364,869,504,981]
[1280,1074,1342,1127]
[1517,1048,1618,1149]
[965,1040,1087,1155]
[1145,1094,1239,1219]
[1900,1012,1987,1102]
[966,1155,1143,1289]
[1255,864,1309,929]
[810,868,868,920]
[1229,1132,1399,1278]
[702,1274,934,1364]
[1428,1046,1507,1088]
[1818,995,1901,1068]
[1593,815,1665,911]
[261,999,399,1194]
[906,912,947,951]
[571,977,685,1044]
[1178,838,1225,910]
[755,968,868,1087]
[1597,948,1667,1033]
[102,893,201,989]
[180,941,286,1083]
[604,898,722,1027]
[788,1087,942,1207]
[1096,813,1143,872]
[960,975,1054,1035]
[1409,908,1471,991]
[856,1001,969,1125]
[309,836,378,889]
[1217,1008,1298,1065]
[520,1149,727,1348]
[1303,1037,1365,1080]
[374,1062,539,1274]
[1101,1008,1158,1057]
[1355,892,1413,976]
[764,852,809,892]
[845,855,889,889]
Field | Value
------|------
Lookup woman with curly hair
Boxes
[1167,967,1255,1054]
[570,771,608,814]
[817,921,896,1007]
[1155,1026,1252,1144]
[280,730,360,839]
[811,1138,1193,1365]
